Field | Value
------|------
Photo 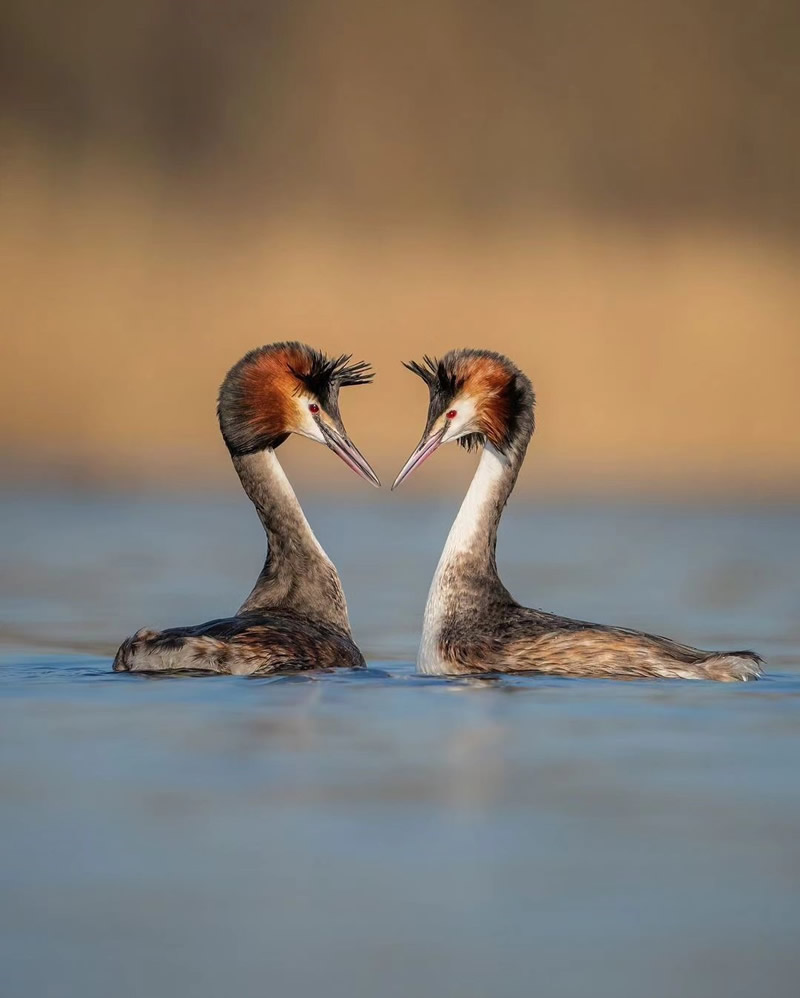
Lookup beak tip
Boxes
[391,428,444,492]
[324,425,381,489]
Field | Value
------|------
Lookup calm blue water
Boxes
[1,493,799,998]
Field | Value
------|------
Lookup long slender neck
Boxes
[232,449,351,633]
[417,441,522,674]
[436,442,522,586]
[425,422,532,626]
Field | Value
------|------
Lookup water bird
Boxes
[393,349,762,681]
[114,342,379,675]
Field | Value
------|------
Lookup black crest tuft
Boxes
[403,355,460,398]
[404,353,476,449]
[291,352,374,403]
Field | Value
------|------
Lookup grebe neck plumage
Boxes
[434,440,523,578]
[234,448,349,632]
[397,348,762,682]
[420,437,528,674]
[113,342,378,675]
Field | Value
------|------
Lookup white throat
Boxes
[438,443,507,563]
[418,443,508,674]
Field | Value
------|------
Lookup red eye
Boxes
[446,410,457,419]
[309,403,320,414]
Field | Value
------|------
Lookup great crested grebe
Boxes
[114,342,379,675]
[393,349,762,681]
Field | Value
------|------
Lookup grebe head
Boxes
[392,349,534,489]
[218,342,380,486]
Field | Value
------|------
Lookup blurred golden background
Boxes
[1,0,799,496]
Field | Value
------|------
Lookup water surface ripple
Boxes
[1,495,798,998]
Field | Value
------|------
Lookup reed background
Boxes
[2,1,799,497]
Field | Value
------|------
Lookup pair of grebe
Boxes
[114,343,761,681]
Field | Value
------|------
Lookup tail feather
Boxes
[701,651,763,682]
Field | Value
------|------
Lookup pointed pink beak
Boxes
[321,424,381,487]
[391,427,446,490]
